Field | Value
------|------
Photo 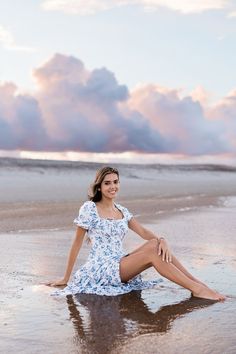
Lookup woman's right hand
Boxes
[44,278,68,287]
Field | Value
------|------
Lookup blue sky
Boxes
[0,1,236,98]
[0,1,236,163]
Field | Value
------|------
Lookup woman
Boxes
[47,166,225,301]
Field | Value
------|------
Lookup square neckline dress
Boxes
[53,201,162,296]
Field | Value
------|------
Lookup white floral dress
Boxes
[54,201,162,296]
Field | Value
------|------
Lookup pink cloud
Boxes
[128,84,229,154]
[207,90,236,149]
[0,53,235,156]
[33,54,166,153]
[0,82,47,150]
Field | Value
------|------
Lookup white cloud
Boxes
[0,53,235,155]
[0,25,36,52]
[139,0,228,14]
[41,0,231,15]
[41,0,114,15]
[190,86,212,106]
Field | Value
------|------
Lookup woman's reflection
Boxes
[66,291,215,353]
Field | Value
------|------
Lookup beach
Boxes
[1,157,236,354]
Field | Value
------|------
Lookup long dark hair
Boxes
[88,166,119,202]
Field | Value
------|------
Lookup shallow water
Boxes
[1,198,236,353]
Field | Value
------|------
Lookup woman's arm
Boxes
[128,217,172,262]
[46,226,86,286]
[128,217,162,241]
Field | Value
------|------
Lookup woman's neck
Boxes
[97,198,115,210]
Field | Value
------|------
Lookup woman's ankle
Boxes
[190,282,203,295]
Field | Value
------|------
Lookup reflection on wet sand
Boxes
[66,291,215,354]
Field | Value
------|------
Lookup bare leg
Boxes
[169,254,208,287]
[170,255,224,298]
[120,240,225,301]
[128,241,208,287]
[129,242,223,298]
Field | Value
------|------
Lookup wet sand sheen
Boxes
[1,202,236,354]
[1,159,236,353]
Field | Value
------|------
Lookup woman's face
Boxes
[100,173,120,200]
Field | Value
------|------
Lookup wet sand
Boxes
[1,158,236,353]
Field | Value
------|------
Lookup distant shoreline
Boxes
[1,156,236,172]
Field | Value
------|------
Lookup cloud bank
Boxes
[41,0,235,16]
[0,53,235,155]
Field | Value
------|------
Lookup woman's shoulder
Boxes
[81,200,95,207]
[115,203,133,220]
[79,200,96,212]
[74,201,97,229]
[115,202,128,211]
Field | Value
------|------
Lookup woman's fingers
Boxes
[158,245,167,261]
[158,243,164,259]
[165,250,172,263]
[44,279,67,287]
[157,240,172,263]
[44,281,56,287]
[43,281,52,286]
[165,250,169,262]
[164,250,169,262]
[158,240,165,255]
[162,249,166,262]
[158,246,172,263]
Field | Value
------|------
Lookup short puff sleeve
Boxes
[124,207,133,222]
[116,204,133,222]
[73,201,94,230]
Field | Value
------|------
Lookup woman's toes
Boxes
[192,286,225,301]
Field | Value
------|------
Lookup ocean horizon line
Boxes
[1,156,236,173]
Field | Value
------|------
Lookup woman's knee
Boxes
[145,239,159,257]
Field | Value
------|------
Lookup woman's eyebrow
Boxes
[104,178,119,183]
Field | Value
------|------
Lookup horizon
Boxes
[1,150,236,167]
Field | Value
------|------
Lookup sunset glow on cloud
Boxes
[0,54,235,156]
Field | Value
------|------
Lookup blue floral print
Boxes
[53,201,162,296]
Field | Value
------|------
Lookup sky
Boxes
[0,0,236,164]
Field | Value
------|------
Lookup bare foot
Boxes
[192,285,226,301]
[213,290,226,301]
[43,279,68,287]
[192,280,226,301]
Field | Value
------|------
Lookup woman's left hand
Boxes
[158,238,172,263]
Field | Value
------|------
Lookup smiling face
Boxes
[100,173,120,200]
